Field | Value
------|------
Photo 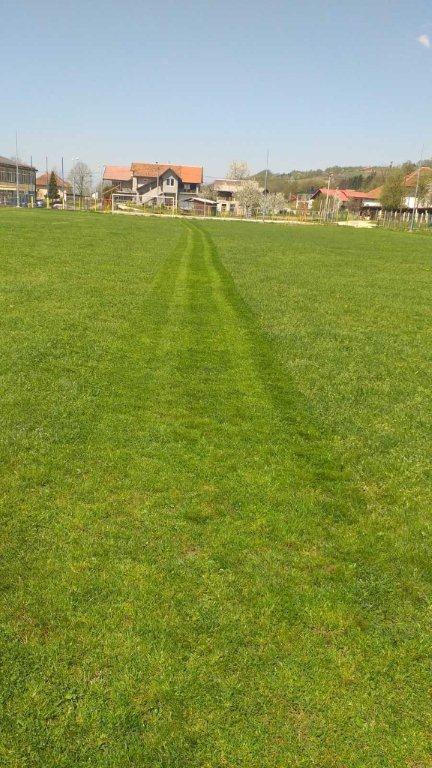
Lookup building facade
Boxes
[0,155,37,205]
[103,163,203,208]
[102,166,134,193]
[310,188,381,215]
[209,179,246,214]
[182,196,217,215]
[36,172,70,202]
[131,163,203,208]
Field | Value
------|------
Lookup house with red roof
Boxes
[36,171,70,202]
[131,163,203,207]
[102,166,133,193]
[103,162,203,208]
[365,166,432,211]
[310,187,381,214]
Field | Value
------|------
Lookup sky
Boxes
[2,0,432,180]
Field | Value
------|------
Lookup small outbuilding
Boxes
[182,196,217,215]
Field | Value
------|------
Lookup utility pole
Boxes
[15,131,20,208]
[410,147,424,232]
[72,157,78,210]
[322,172,332,221]
[46,156,50,209]
[262,149,269,222]
[61,157,65,209]
[30,155,34,207]
[410,166,421,231]
[100,166,104,212]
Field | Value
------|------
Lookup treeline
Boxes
[253,160,429,196]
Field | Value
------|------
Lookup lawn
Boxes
[0,210,431,767]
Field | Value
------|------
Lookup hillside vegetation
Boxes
[253,159,431,195]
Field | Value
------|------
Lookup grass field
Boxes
[0,210,431,767]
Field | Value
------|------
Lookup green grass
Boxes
[0,210,431,767]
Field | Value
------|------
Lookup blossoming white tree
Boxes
[235,180,262,216]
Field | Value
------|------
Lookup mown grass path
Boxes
[1,212,430,767]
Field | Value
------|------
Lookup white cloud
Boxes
[418,34,430,48]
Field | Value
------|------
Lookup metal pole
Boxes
[15,131,20,208]
[72,159,76,210]
[30,155,34,207]
[410,147,424,232]
[61,157,65,209]
[410,166,421,231]
[262,149,269,222]
[323,173,331,221]
[46,156,50,209]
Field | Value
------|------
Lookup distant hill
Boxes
[252,161,425,196]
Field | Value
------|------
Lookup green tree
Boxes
[400,161,416,175]
[346,174,363,189]
[380,169,405,211]
[48,171,59,202]
[415,170,432,204]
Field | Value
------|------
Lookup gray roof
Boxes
[0,155,36,170]
[184,196,216,204]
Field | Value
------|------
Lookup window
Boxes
[0,168,16,184]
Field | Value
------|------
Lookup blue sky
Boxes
[2,0,432,179]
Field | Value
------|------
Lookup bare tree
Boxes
[68,161,93,198]
[235,180,262,216]
[227,161,250,180]
[199,183,217,201]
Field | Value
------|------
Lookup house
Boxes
[130,163,203,208]
[102,165,133,193]
[292,192,314,211]
[368,166,432,211]
[36,172,69,202]
[310,188,381,214]
[209,179,248,214]
[0,155,37,205]
[182,197,217,215]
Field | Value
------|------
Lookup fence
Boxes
[376,210,432,231]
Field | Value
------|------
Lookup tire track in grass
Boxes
[187,220,361,526]
[140,220,372,766]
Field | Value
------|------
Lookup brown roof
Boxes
[366,186,383,197]
[36,172,69,189]
[103,165,132,182]
[131,163,203,184]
